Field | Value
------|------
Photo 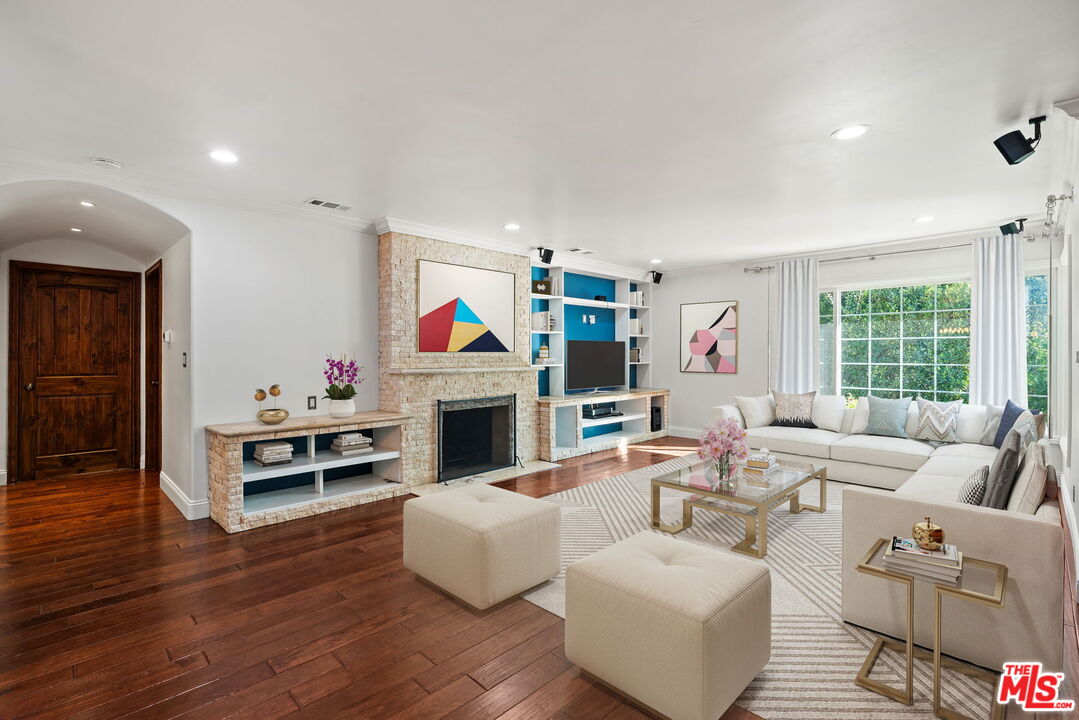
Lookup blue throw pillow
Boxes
[994,399,1039,448]
[864,395,913,438]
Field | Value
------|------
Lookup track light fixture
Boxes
[994,116,1045,165]
[999,218,1027,236]
[537,247,554,264]
[648,270,663,284]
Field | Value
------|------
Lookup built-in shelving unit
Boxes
[537,389,669,461]
[206,411,410,533]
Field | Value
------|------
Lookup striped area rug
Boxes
[522,456,997,719]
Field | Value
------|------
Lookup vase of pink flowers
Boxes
[697,417,749,485]
[323,354,363,418]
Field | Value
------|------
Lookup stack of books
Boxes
[531,311,556,331]
[744,452,777,475]
[884,537,963,585]
[332,433,373,456]
[629,347,642,362]
[253,441,293,467]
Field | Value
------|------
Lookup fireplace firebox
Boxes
[437,394,517,482]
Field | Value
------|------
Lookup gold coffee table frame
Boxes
[650,462,826,558]
[855,537,1008,720]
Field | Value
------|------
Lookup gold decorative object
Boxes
[913,516,944,551]
[256,409,289,425]
[255,384,286,424]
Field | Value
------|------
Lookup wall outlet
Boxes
[589,315,596,324]
[307,396,317,410]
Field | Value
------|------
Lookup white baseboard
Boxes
[0,469,6,485]
[159,471,209,520]
[668,425,703,439]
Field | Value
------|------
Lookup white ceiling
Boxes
[0,180,190,263]
[1,1,1077,270]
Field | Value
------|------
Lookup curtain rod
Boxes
[743,241,973,273]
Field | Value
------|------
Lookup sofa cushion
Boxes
[956,404,990,443]
[994,400,1041,448]
[918,453,996,480]
[865,395,913,438]
[982,430,1021,509]
[912,398,961,443]
[830,434,933,470]
[957,466,989,505]
[812,395,846,433]
[1007,445,1049,515]
[930,443,999,464]
[979,404,1004,445]
[771,390,816,428]
[735,395,774,429]
[744,426,844,459]
[893,473,967,505]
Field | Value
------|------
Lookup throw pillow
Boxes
[864,395,913,438]
[771,390,817,428]
[1009,410,1040,453]
[913,398,961,443]
[979,404,1004,445]
[994,399,1039,448]
[811,395,846,433]
[850,397,870,434]
[981,429,1022,509]
[957,465,989,505]
[734,395,775,429]
[1006,443,1049,514]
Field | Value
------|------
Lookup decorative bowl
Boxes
[912,516,944,551]
[256,409,290,425]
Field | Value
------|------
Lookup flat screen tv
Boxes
[566,340,626,391]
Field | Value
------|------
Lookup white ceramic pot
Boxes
[328,398,355,418]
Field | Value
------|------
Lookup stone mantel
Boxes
[384,367,540,376]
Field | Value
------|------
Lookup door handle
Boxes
[24,383,33,391]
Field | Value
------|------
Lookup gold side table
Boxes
[855,537,1008,720]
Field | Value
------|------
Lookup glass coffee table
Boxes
[650,458,826,558]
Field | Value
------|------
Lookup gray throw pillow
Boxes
[957,465,989,505]
[864,395,913,438]
[981,430,1022,509]
[913,397,961,443]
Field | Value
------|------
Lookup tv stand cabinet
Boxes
[537,388,669,461]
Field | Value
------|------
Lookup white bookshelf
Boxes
[529,264,654,395]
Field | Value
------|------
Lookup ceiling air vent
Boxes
[566,247,595,255]
[304,197,353,212]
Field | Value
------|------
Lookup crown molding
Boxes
[0,157,381,237]
[375,217,650,280]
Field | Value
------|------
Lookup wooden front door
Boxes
[8,261,141,482]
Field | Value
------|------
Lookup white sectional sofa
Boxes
[712,397,1065,671]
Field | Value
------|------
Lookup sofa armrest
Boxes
[712,404,745,428]
[842,485,1064,670]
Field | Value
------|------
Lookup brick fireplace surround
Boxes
[378,231,539,487]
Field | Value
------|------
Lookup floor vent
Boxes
[304,197,353,212]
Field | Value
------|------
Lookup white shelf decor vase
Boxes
[328,398,356,418]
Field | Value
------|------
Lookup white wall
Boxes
[158,235,194,513]
[0,238,146,483]
[651,263,771,436]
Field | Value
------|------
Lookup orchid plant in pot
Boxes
[697,417,749,487]
[323,354,363,418]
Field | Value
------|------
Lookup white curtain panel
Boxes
[775,257,819,393]
[970,235,1027,406]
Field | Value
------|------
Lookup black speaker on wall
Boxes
[650,405,663,432]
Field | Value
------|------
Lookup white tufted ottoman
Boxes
[566,531,771,720]
[403,484,560,610]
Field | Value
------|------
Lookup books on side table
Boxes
[253,441,293,467]
[884,537,963,585]
[332,432,373,456]
[743,452,777,475]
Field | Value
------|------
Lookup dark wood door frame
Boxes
[7,260,141,483]
[144,260,163,471]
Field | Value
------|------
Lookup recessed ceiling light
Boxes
[209,148,239,164]
[80,200,95,207]
[650,258,662,264]
[70,227,83,232]
[913,216,934,223]
[830,124,870,141]
[503,222,520,231]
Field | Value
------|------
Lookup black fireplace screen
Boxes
[437,394,516,483]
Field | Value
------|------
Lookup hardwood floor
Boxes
[0,436,762,720]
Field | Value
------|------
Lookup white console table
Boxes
[536,388,669,461]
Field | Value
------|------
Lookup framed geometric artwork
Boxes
[680,300,737,373]
[417,260,515,352]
